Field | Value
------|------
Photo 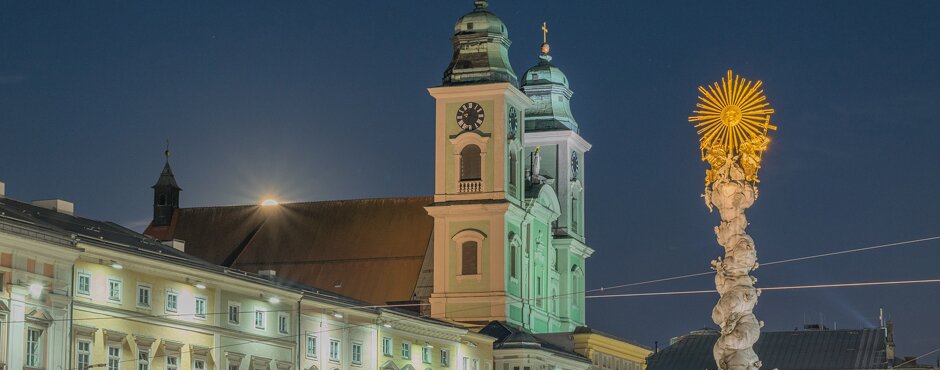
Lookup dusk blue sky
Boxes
[2,1,939,358]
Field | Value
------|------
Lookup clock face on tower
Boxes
[456,102,485,131]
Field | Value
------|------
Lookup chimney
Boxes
[0,181,5,197]
[259,270,276,278]
[162,239,186,252]
[32,199,75,216]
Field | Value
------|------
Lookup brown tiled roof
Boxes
[145,197,434,305]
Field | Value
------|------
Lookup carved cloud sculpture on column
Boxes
[689,70,776,370]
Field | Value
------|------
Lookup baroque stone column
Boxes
[705,156,763,370]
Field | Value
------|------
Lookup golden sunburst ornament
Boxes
[689,70,777,184]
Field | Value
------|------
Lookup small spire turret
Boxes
[152,141,181,226]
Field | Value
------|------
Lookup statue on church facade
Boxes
[689,70,777,370]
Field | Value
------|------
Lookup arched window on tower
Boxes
[508,151,518,194]
[571,193,580,234]
[158,194,167,206]
[460,145,482,181]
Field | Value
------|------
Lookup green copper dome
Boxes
[522,52,578,132]
[443,0,518,86]
[523,55,569,88]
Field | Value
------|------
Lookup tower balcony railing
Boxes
[458,179,483,193]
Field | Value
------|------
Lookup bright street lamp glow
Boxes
[261,199,279,206]
[333,312,344,319]
[29,283,43,298]
[383,323,392,328]
[268,297,281,304]
[194,282,206,289]
[111,261,123,270]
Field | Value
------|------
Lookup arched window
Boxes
[158,194,167,206]
[510,243,518,279]
[571,194,580,233]
[460,145,482,181]
[461,241,478,275]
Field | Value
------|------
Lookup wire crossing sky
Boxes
[1,0,939,357]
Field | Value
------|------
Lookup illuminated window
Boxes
[278,313,289,334]
[138,349,150,370]
[166,356,179,370]
[137,284,151,308]
[382,337,392,357]
[77,272,91,296]
[306,335,317,358]
[422,347,432,364]
[108,278,123,303]
[401,342,411,360]
[352,342,363,365]
[77,340,92,370]
[165,290,178,313]
[26,328,43,367]
[329,339,341,362]
[194,296,207,319]
[228,302,240,324]
[254,309,266,330]
[108,345,121,370]
[440,350,450,367]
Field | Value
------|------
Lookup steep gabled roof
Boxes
[145,196,435,306]
[647,328,892,370]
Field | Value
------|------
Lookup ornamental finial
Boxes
[164,139,170,163]
[540,22,550,55]
[474,0,488,9]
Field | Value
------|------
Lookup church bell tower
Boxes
[426,2,586,333]
[151,144,181,227]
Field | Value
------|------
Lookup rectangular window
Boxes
[228,303,240,324]
[440,350,450,367]
[352,342,363,365]
[78,340,92,370]
[306,335,317,358]
[461,241,478,275]
[255,309,266,329]
[422,347,432,364]
[194,296,207,319]
[278,313,289,334]
[510,246,517,278]
[329,339,341,362]
[401,342,411,360]
[194,359,206,370]
[138,349,150,370]
[165,290,178,313]
[108,345,121,370]
[137,284,151,308]
[26,328,43,367]
[382,337,392,357]
[108,278,123,303]
[78,272,92,296]
[166,356,179,370]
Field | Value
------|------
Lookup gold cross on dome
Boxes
[541,22,548,44]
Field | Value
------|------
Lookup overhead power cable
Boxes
[583,278,940,299]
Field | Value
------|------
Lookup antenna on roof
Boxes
[879,307,885,328]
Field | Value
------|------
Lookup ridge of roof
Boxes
[178,195,434,211]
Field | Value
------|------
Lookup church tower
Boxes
[521,27,594,326]
[426,1,585,332]
[151,145,181,226]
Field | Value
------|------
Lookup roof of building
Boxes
[443,0,517,86]
[152,161,181,190]
[480,321,591,363]
[646,327,894,370]
[145,196,435,306]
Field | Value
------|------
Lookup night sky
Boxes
[2,1,939,358]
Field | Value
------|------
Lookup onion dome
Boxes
[442,0,518,86]
[521,43,578,132]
